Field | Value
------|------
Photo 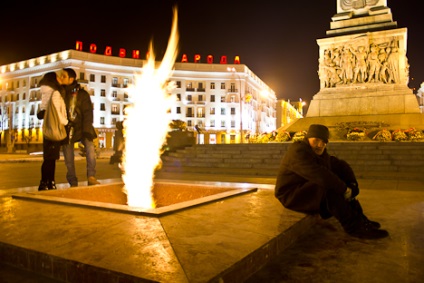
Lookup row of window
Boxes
[176,107,238,116]
[0,116,239,129]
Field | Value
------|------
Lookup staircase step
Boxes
[159,142,424,181]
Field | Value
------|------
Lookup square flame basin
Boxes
[12,182,257,216]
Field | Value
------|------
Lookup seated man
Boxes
[275,124,388,239]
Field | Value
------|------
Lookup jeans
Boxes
[62,138,97,186]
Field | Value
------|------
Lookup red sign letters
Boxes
[75,41,241,64]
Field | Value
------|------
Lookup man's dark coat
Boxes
[64,82,97,143]
[274,139,357,214]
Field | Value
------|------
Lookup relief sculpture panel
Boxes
[318,35,408,89]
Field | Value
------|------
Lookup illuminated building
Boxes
[0,49,277,150]
[276,99,305,129]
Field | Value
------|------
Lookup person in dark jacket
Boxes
[60,68,100,186]
[109,120,125,165]
[275,124,389,239]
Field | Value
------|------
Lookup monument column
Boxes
[306,0,420,118]
[283,0,423,136]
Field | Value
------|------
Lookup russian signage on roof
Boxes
[75,41,241,64]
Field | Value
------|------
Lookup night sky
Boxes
[1,0,422,106]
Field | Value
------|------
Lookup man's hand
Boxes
[348,182,359,198]
[67,120,75,127]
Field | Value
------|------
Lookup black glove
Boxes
[348,182,359,198]
[37,110,45,120]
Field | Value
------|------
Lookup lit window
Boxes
[111,104,119,114]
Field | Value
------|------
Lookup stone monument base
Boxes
[307,84,420,117]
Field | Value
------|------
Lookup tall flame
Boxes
[122,7,179,208]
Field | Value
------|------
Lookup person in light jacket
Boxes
[275,124,389,239]
[37,72,68,190]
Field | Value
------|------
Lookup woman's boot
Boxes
[38,180,48,191]
[47,180,57,190]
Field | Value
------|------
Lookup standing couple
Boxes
[38,68,100,190]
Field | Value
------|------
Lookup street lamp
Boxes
[227,67,244,143]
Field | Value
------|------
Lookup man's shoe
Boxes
[88,176,100,186]
[349,199,381,229]
[364,219,381,229]
[348,224,389,239]
[38,181,48,191]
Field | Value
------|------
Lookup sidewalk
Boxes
[1,152,424,282]
[0,149,113,163]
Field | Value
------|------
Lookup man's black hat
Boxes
[306,124,329,143]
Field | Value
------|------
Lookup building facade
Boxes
[276,99,306,130]
[0,50,277,151]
